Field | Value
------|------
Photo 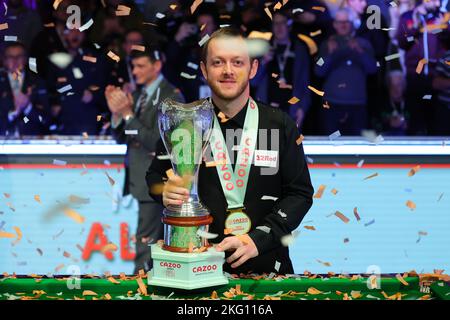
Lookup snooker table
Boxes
[0,273,449,300]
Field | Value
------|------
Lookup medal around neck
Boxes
[148,98,228,290]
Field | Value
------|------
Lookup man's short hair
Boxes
[2,41,27,57]
[130,44,165,64]
[200,27,245,64]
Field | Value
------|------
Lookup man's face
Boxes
[348,0,367,15]
[123,31,144,56]
[64,29,85,50]
[201,36,258,101]
[4,46,26,73]
[333,12,352,36]
[424,0,440,12]
[272,13,290,41]
[131,56,161,85]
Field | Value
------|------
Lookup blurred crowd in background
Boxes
[0,0,449,138]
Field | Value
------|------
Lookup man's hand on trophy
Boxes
[162,173,190,207]
[216,235,259,268]
[105,85,134,116]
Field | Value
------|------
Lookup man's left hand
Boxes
[216,235,259,268]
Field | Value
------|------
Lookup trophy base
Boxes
[148,244,229,290]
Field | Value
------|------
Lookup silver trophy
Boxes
[157,98,214,252]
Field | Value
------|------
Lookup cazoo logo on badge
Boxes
[160,261,181,269]
[192,264,217,273]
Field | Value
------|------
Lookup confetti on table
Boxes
[313,184,326,199]
[364,219,375,227]
[78,18,93,32]
[406,200,416,210]
[57,84,74,94]
[316,57,324,66]
[363,172,378,180]
[328,130,341,140]
[105,172,115,186]
[116,4,131,16]
[288,96,300,104]
[53,159,67,166]
[196,230,218,239]
[422,95,432,100]
[82,290,98,296]
[415,58,427,74]
[353,207,361,221]
[198,34,210,47]
[307,287,323,295]
[82,55,97,63]
[296,134,304,145]
[334,211,350,223]
[384,53,400,61]
[308,85,324,96]
[107,50,120,62]
[408,165,421,177]
[63,208,85,224]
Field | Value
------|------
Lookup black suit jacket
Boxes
[146,101,314,274]
[0,70,50,136]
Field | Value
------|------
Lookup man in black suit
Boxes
[0,41,49,137]
[146,28,314,275]
[105,46,184,273]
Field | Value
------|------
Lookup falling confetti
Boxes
[261,195,278,201]
[82,55,97,63]
[115,4,131,16]
[0,23,7,31]
[334,211,350,223]
[363,173,378,180]
[357,159,365,168]
[328,130,341,140]
[78,18,94,32]
[296,134,304,145]
[316,57,324,66]
[364,219,375,227]
[264,7,273,20]
[180,72,197,79]
[101,243,118,254]
[196,230,218,239]
[53,159,67,166]
[313,185,326,199]
[310,30,322,37]
[105,172,115,186]
[415,58,428,74]
[63,208,85,224]
[406,200,416,211]
[353,207,361,221]
[308,85,325,96]
[422,95,432,100]
[312,6,326,12]
[190,0,203,14]
[304,226,316,231]
[198,34,210,47]
[316,259,331,267]
[34,195,41,203]
[437,193,444,202]
[107,51,120,62]
[297,34,318,55]
[288,96,300,104]
[57,84,72,94]
[408,165,421,177]
[384,53,400,61]
[331,188,338,195]
[131,45,145,52]
[36,248,43,256]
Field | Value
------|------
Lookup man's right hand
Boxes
[162,174,190,207]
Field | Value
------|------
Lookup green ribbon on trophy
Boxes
[210,99,259,236]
